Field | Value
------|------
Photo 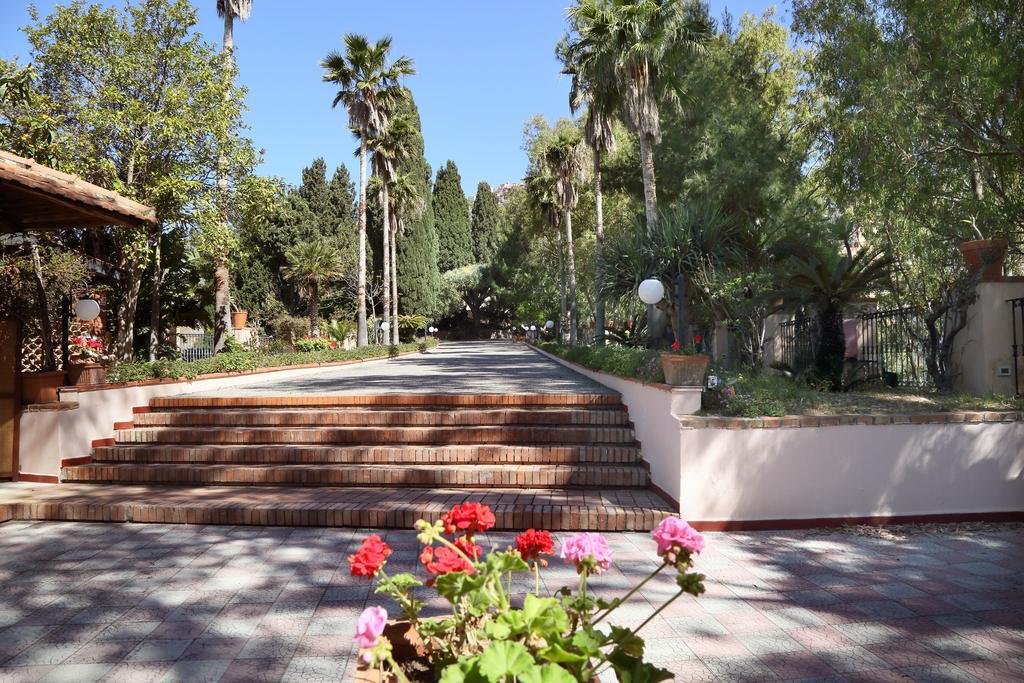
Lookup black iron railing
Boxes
[777,315,819,373]
[858,307,931,389]
[1010,297,1024,396]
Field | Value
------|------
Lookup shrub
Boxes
[538,342,665,383]
[295,337,333,352]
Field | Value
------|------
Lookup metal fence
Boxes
[176,332,215,362]
[1010,297,1024,396]
[777,308,932,388]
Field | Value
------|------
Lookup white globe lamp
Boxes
[530,325,537,331]
[638,278,665,305]
[74,297,101,322]
[381,321,390,331]
[545,320,554,330]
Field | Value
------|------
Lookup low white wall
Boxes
[530,346,683,509]
[680,421,1024,524]
[18,355,413,478]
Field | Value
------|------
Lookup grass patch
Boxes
[106,339,438,384]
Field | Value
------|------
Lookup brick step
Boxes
[92,443,641,465]
[114,425,637,446]
[149,393,621,409]
[62,463,650,488]
[0,484,674,530]
[133,407,629,428]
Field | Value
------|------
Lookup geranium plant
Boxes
[68,335,107,364]
[348,504,707,682]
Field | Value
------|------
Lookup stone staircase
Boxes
[53,393,674,530]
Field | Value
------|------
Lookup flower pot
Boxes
[21,370,67,404]
[231,310,248,329]
[660,353,710,386]
[958,238,1008,281]
[68,362,108,387]
[356,620,432,682]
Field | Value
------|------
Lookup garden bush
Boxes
[537,342,665,383]
[106,339,438,383]
[294,336,333,352]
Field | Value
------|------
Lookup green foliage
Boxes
[433,160,474,271]
[294,337,332,352]
[106,339,437,383]
[323,319,356,343]
[538,343,665,383]
[471,182,504,263]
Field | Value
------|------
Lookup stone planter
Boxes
[68,362,108,387]
[21,370,66,404]
[231,310,248,329]
[958,239,1008,281]
[356,621,431,682]
[660,353,710,387]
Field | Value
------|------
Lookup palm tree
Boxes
[368,113,414,345]
[322,35,414,346]
[211,0,253,353]
[387,170,426,344]
[567,0,707,230]
[544,127,586,346]
[561,29,618,346]
[525,167,566,338]
[283,240,346,338]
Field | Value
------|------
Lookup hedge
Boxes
[105,339,438,384]
[536,342,665,384]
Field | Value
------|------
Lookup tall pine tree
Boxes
[432,160,473,271]
[471,181,503,263]
[396,97,440,315]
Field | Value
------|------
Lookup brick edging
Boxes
[679,411,1024,430]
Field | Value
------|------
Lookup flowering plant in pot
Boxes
[349,503,707,682]
[660,335,710,386]
[67,335,109,385]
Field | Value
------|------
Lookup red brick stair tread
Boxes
[152,393,620,408]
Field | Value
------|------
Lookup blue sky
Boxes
[1,0,787,194]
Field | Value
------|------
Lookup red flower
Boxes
[671,341,681,351]
[348,534,392,578]
[514,529,554,564]
[693,334,703,345]
[419,545,474,583]
[440,503,495,536]
[453,535,483,561]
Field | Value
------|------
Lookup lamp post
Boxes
[638,278,664,348]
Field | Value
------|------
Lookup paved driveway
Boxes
[1,521,1021,682]
[187,341,615,396]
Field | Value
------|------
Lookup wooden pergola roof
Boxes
[0,150,157,232]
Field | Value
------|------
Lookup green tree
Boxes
[544,126,586,345]
[433,160,473,271]
[283,240,346,337]
[322,34,414,346]
[566,0,709,230]
[17,0,255,361]
[471,182,503,263]
[213,0,254,352]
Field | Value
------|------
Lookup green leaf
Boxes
[477,641,536,682]
[522,594,570,637]
[610,626,645,658]
[571,627,608,657]
[493,610,527,638]
[434,571,485,603]
[519,663,577,683]
[485,550,530,575]
[439,657,487,683]
[606,651,674,683]
[536,643,588,665]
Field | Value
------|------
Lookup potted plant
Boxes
[958,236,1008,281]
[21,370,66,404]
[230,306,248,330]
[348,503,707,682]
[660,335,710,386]
[67,335,109,386]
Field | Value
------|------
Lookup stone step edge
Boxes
[150,393,622,408]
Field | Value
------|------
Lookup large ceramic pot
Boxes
[21,370,66,404]
[231,310,249,329]
[958,239,1008,281]
[660,353,710,387]
[68,362,108,387]
[356,621,431,682]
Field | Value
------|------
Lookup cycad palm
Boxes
[567,0,707,230]
[322,35,414,346]
[283,241,346,338]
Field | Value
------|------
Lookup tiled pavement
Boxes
[0,522,1022,682]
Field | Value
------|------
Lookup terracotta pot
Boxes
[21,371,67,404]
[231,310,249,329]
[958,239,1008,281]
[660,353,710,386]
[68,362,108,387]
[356,621,432,682]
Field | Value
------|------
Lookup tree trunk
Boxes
[593,149,605,346]
[556,227,566,341]
[391,223,399,345]
[214,11,235,353]
[112,263,143,362]
[381,183,392,342]
[309,281,320,337]
[148,226,162,361]
[30,242,56,372]
[638,133,659,231]
[356,138,369,346]
[564,209,577,346]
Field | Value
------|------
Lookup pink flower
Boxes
[560,532,613,574]
[652,517,704,561]
[354,606,388,661]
